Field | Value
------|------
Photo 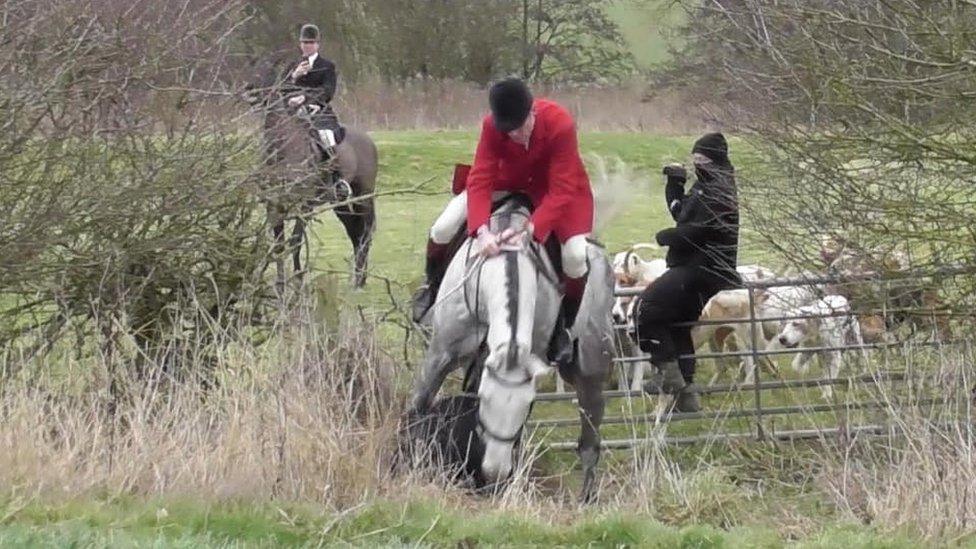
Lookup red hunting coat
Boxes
[465,99,593,244]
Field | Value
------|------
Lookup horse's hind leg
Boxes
[272,221,287,301]
[335,199,375,288]
[355,201,376,288]
[573,372,606,504]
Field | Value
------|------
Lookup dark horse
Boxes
[246,61,378,291]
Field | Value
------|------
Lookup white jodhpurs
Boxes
[561,234,590,279]
[430,190,513,244]
[430,192,469,244]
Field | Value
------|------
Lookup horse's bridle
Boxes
[476,396,536,444]
[463,204,559,445]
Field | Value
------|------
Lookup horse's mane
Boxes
[488,194,533,234]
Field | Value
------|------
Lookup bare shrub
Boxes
[0,0,275,363]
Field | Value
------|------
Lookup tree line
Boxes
[240,0,637,85]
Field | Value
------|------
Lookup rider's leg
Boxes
[412,191,468,322]
[561,234,590,327]
[312,109,352,199]
[549,234,589,367]
[670,325,702,412]
[635,268,693,394]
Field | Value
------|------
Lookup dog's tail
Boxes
[622,243,661,282]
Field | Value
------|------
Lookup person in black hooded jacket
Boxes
[635,132,740,412]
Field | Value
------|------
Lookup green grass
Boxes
[0,497,942,547]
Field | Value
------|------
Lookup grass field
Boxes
[2,131,971,547]
[0,496,935,547]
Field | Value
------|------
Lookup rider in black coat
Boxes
[288,23,346,188]
[635,132,740,412]
[292,37,337,108]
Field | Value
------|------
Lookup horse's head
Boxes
[477,340,552,484]
[475,197,554,483]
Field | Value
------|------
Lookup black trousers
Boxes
[635,266,730,383]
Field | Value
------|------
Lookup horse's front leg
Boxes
[410,350,457,413]
[289,216,307,282]
[410,326,482,412]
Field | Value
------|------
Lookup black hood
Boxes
[692,132,730,167]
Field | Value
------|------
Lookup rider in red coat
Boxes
[412,78,594,365]
[464,97,593,244]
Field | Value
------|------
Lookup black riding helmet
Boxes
[299,24,320,42]
[489,77,533,133]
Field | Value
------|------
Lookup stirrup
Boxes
[334,178,352,202]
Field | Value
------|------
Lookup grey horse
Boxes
[408,197,614,502]
[246,59,378,290]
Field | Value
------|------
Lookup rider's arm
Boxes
[299,59,337,105]
[655,225,712,248]
[529,119,584,243]
[466,117,501,235]
[665,171,689,221]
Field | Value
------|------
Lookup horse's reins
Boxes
[428,206,560,444]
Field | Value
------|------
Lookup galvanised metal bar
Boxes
[547,418,976,451]
[748,286,765,440]
[609,338,965,363]
[528,398,941,429]
[533,371,906,402]
[546,423,895,450]
[610,306,960,331]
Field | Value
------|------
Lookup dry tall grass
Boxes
[0,296,399,510]
[335,78,702,133]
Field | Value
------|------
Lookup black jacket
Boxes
[292,55,337,106]
[655,164,740,284]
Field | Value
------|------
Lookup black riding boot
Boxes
[547,287,583,370]
[315,123,351,203]
[411,240,450,323]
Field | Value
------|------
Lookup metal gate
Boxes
[530,266,975,451]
